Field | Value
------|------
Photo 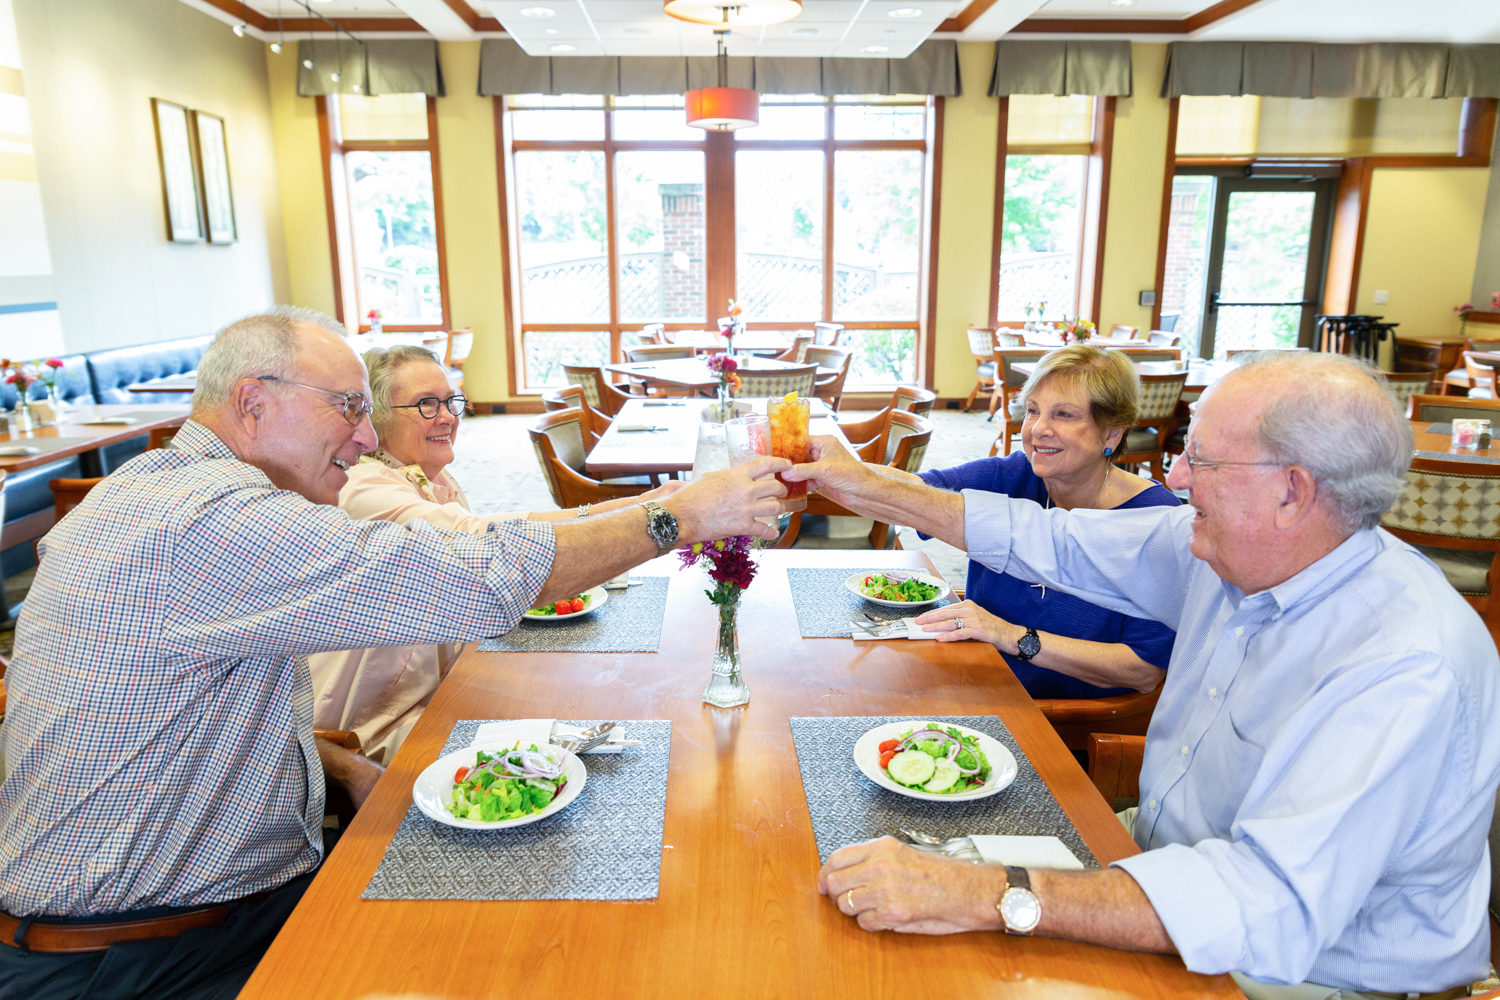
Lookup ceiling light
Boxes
[861,45,889,54]
[888,7,922,16]
[789,26,820,36]
[329,71,340,82]
[1110,0,1135,5]
[664,0,802,27]
[303,58,314,69]
[232,22,246,37]
[352,84,362,93]
[270,41,282,53]
[686,30,758,131]
[520,6,556,15]
[549,43,576,52]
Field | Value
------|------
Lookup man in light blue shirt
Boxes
[797,351,1500,998]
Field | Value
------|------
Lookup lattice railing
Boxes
[1212,305,1301,358]
[995,252,1076,320]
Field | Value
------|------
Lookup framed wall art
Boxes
[192,110,237,245]
[150,98,203,243]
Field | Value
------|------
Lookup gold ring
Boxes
[846,889,855,910]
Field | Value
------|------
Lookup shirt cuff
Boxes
[961,489,1015,573]
[1112,844,1248,976]
[480,517,557,629]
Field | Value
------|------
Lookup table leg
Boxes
[77,447,104,479]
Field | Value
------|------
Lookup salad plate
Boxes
[412,742,588,830]
[844,571,951,609]
[853,721,1017,802]
[523,585,608,621]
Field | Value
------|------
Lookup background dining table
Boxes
[238,549,1238,999]
[1411,420,1500,462]
[0,403,190,475]
[606,355,840,395]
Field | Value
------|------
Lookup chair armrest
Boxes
[1086,733,1146,803]
[314,729,363,752]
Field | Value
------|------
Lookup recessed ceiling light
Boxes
[861,45,889,54]
[545,27,559,33]
[1110,0,1135,5]
[888,7,922,17]
[622,27,650,35]
[549,43,576,52]
[521,6,556,16]
[789,26,821,36]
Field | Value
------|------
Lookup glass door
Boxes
[1196,178,1334,359]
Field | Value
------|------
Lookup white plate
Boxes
[844,571,951,609]
[413,742,587,830]
[853,721,1017,802]
[523,585,608,621]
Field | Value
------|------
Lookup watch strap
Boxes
[1005,865,1031,892]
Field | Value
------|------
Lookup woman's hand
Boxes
[913,600,1023,653]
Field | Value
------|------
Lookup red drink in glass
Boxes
[767,395,810,512]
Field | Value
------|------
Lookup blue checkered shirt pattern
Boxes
[0,421,556,916]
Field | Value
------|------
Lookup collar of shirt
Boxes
[1217,528,1382,623]
[171,419,241,463]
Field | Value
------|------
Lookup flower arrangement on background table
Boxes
[2,358,64,428]
[367,309,383,336]
[1056,316,1096,345]
[705,353,741,418]
[1456,302,1474,340]
[719,299,745,351]
[680,535,758,707]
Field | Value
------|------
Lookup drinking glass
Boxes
[726,413,777,529]
[766,395,811,513]
[690,422,729,479]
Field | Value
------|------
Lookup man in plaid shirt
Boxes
[0,307,787,1000]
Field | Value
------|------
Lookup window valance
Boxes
[476,38,961,97]
[297,40,445,97]
[1161,42,1500,99]
[987,41,1133,98]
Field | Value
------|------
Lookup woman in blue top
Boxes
[912,345,1180,699]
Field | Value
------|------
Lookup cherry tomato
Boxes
[877,739,899,754]
[879,749,897,770]
[454,766,470,783]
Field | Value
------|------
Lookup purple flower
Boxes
[705,354,738,375]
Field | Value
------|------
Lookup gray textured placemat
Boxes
[477,577,669,652]
[787,567,951,638]
[1416,449,1500,464]
[1426,422,1453,434]
[362,719,672,901]
[0,435,99,455]
[789,715,1099,869]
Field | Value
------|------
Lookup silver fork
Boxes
[551,721,618,754]
[897,829,981,861]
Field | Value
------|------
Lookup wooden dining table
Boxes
[585,396,846,481]
[237,549,1238,999]
[606,355,839,395]
[124,373,198,394]
[0,403,190,475]
[1411,419,1500,462]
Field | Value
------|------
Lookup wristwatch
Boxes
[1016,627,1042,661]
[998,865,1042,935]
[642,501,679,555]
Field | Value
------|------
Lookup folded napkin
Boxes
[472,718,630,755]
[0,445,39,456]
[81,416,137,425]
[615,424,664,432]
[850,617,938,641]
[971,835,1085,870]
[604,571,631,590]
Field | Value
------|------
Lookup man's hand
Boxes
[315,737,385,810]
[661,455,789,543]
[817,836,1007,934]
[780,436,880,509]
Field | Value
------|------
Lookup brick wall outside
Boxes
[660,182,704,320]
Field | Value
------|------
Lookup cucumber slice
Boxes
[887,749,936,787]
[923,757,961,793]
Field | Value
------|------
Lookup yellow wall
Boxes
[14,0,287,354]
[266,46,333,318]
[1356,167,1490,345]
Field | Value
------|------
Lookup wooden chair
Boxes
[737,363,817,399]
[563,364,638,417]
[1146,331,1181,347]
[540,385,611,451]
[444,328,474,389]
[836,387,936,458]
[625,345,693,362]
[773,334,813,363]
[636,323,665,345]
[962,326,997,412]
[529,409,655,509]
[992,348,1050,453]
[1383,453,1500,625]
[1464,352,1500,400]
[33,475,104,566]
[1111,372,1188,482]
[1380,370,1434,412]
[1408,394,1500,423]
[1037,686,1162,755]
[1086,733,1146,806]
[806,346,852,411]
[996,329,1025,348]
[148,426,178,451]
[1108,324,1141,341]
[813,322,843,346]
[1110,348,1180,363]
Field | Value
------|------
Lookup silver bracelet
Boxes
[576,504,592,518]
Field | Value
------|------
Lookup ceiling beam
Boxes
[940,0,1271,36]
[195,0,428,32]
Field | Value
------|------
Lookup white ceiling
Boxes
[1193,0,1500,43]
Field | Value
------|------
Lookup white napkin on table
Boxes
[0,445,39,456]
[471,719,630,754]
[970,835,1085,870]
[850,617,938,641]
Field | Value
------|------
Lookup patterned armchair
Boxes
[1381,371,1434,411]
[562,365,639,416]
[529,410,653,509]
[736,364,817,398]
[1410,394,1500,424]
[963,326,996,413]
[1382,454,1500,624]
[1112,372,1188,482]
[991,348,1051,455]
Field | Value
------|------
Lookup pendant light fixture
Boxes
[663,0,800,26]
[685,28,757,130]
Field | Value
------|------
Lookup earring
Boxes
[1103,447,1113,456]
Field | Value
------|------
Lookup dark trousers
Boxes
[0,871,315,1000]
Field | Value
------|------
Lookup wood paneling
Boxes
[945,0,1270,35]
[923,96,945,391]
[1151,98,1180,332]
[1082,96,1116,324]
[1321,157,1372,316]
[494,98,521,400]
[1459,98,1498,160]
[988,96,1009,329]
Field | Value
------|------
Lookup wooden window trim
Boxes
[316,95,452,333]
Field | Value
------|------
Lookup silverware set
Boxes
[896,829,982,862]
[549,722,619,754]
[851,612,906,637]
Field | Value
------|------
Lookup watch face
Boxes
[1017,632,1041,658]
[1001,887,1042,933]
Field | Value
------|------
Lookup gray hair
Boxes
[364,345,443,436]
[192,305,348,412]
[1227,351,1413,532]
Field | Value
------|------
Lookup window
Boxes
[501,94,934,391]
[318,94,450,331]
[1176,96,1466,157]
[994,96,1095,324]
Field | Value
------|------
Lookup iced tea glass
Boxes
[767,395,811,513]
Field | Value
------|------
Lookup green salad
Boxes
[859,573,941,603]
[447,744,568,822]
[879,725,992,794]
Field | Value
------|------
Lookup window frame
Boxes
[316,94,453,333]
[496,94,940,395]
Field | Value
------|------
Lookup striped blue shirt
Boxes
[965,491,1500,991]
[0,421,556,916]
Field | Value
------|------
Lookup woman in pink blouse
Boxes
[309,345,678,763]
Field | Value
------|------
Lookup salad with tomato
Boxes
[448,744,568,822]
[859,574,941,603]
[876,725,992,794]
[527,594,591,617]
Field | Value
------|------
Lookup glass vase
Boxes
[46,384,62,412]
[702,598,750,708]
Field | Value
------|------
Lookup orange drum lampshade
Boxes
[685,86,759,130]
[663,0,801,26]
